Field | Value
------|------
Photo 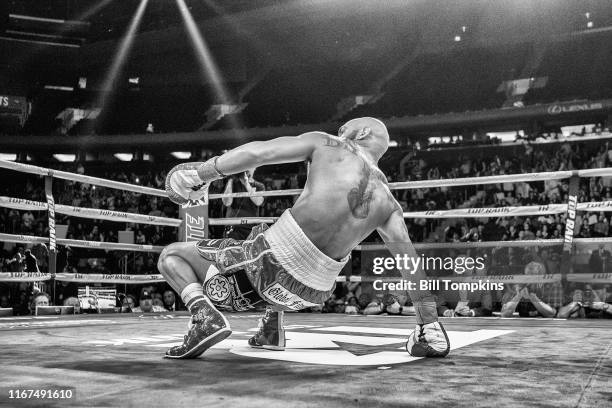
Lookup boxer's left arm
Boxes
[377,205,440,324]
[377,204,424,282]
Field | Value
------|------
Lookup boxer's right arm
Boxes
[215,132,326,175]
[166,132,326,205]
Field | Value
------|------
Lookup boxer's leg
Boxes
[158,241,231,359]
[158,242,212,309]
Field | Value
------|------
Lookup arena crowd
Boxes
[1,131,612,319]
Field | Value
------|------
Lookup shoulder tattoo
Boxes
[347,162,374,219]
[323,136,359,156]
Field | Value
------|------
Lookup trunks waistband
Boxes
[264,209,349,291]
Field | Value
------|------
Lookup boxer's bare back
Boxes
[291,134,397,259]
[215,117,401,260]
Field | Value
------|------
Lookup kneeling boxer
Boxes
[159,117,450,359]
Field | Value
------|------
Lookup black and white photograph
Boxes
[0,1,611,407]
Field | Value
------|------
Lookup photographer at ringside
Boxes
[221,168,265,240]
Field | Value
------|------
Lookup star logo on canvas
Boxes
[330,340,406,356]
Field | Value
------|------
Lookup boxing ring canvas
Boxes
[1,313,610,408]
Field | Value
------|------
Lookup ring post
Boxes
[561,174,580,274]
[44,176,57,276]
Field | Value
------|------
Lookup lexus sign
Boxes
[547,102,603,115]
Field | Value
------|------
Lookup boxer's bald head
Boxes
[338,117,389,161]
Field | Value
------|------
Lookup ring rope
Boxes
[2,271,609,284]
[59,238,163,252]
[391,167,612,190]
[0,233,48,245]
[0,272,165,284]
[0,272,52,282]
[402,201,612,219]
[54,273,165,284]
[0,232,164,253]
[209,189,303,199]
[204,200,612,226]
[3,159,612,200]
[4,230,608,255]
[208,217,279,226]
[354,237,612,251]
[403,204,567,218]
[210,167,612,198]
[336,273,612,284]
[0,196,182,227]
[0,160,166,197]
[389,170,572,190]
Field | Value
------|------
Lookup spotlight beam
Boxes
[77,0,116,23]
[175,0,231,104]
[97,0,150,111]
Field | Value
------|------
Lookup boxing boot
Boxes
[248,308,285,350]
[165,297,231,359]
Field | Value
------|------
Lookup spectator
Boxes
[500,259,560,318]
[54,280,78,306]
[23,249,39,273]
[221,168,265,239]
[152,298,166,309]
[21,211,35,232]
[131,290,167,313]
[30,292,51,315]
[13,291,30,315]
[122,295,137,312]
[558,286,612,319]
[588,245,611,274]
[344,296,360,315]
[63,297,81,313]
[0,294,10,308]
[6,247,25,272]
[437,260,493,317]
[162,290,178,311]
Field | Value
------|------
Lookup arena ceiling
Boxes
[3,0,612,93]
[2,0,612,143]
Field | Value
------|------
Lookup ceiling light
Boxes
[114,153,133,161]
[170,152,191,159]
[53,154,76,162]
[0,153,17,161]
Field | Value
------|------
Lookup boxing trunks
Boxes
[196,209,349,312]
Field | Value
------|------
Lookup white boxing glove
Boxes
[165,157,225,205]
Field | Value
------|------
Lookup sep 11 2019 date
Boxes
[7,389,75,399]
